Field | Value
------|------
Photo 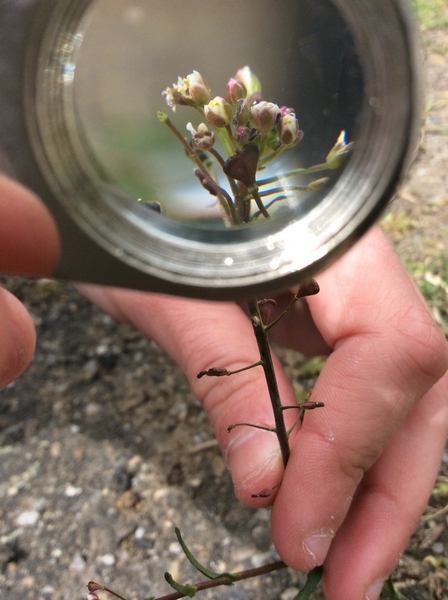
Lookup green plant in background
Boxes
[405,255,448,337]
[410,0,448,29]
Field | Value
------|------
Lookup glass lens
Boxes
[73,0,362,227]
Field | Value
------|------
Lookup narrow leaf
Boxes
[164,572,197,598]
[175,527,236,581]
[293,566,322,599]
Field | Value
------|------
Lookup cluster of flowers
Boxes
[159,66,352,224]
[162,66,302,159]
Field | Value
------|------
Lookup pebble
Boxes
[69,553,85,572]
[431,542,445,554]
[16,510,40,526]
[280,588,300,600]
[97,553,116,566]
[65,484,83,497]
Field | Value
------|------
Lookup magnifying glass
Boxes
[0,0,422,300]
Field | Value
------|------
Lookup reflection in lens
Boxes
[74,0,362,227]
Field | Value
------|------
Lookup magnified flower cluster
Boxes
[158,66,352,224]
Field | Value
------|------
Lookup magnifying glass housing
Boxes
[0,0,422,300]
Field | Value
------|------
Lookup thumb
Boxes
[78,285,296,506]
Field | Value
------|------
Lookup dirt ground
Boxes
[1,29,447,600]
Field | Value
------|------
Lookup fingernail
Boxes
[365,578,385,600]
[225,428,282,492]
[302,534,332,567]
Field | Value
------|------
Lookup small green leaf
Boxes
[293,566,322,599]
[164,572,197,598]
[175,527,237,580]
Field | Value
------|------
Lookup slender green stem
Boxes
[259,143,287,166]
[257,162,330,187]
[159,114,235,222]
[258,185,309,197]
[246,298,290,467]
[248,186,270,219]
[228,422,277,433]
[264,294,300,332]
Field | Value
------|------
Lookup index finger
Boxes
[0,176,60,276]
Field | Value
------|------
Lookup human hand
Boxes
[0,175,60,387]
[80,226,448,600]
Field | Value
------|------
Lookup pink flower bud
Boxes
[226,78,247,104]
[249,101,280,133]
[233,126,252,146]
[204,97,233,128]
[278,112,303,146]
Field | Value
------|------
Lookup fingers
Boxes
[0,175,60,389]
[270,227,448,572]
[78,284,296,505]
[322,373,448,599]
[0,175,60,276]
[0,286,36,387]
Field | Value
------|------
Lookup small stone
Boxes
[280,588,300,600]
[65,484,83,497]
[69,553,85,572]
[16,510,40,526]
[40,585,55,596]
[97,553,115,566]
[250,551,271,568]
[85,402,101,416]
[431,542,445,554]
[117,490,140,510]
[169,541,182,555]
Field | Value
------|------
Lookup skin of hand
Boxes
[0,175,60,387]
[1,174,448,599]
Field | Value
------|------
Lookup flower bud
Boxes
[307,177,330,191]
[233,126,252,146]
[187,70,211,106]
[186,122,215,151]
[325,130,354,169]
[249,101,280,133]
[234,66,261,96]
[235,98,250,126]
[204,96,233,128]
[226,77,247,104]
[278,112,303,146]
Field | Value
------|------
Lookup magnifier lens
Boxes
[74,0,361,227]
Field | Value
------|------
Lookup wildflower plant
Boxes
[88,68,359,600]
[157,66,353,225]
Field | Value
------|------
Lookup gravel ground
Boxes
[0,28,447,600]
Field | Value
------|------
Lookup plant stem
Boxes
[256,162,330,187]
[157,561,287,600]
[246,298,290,467]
